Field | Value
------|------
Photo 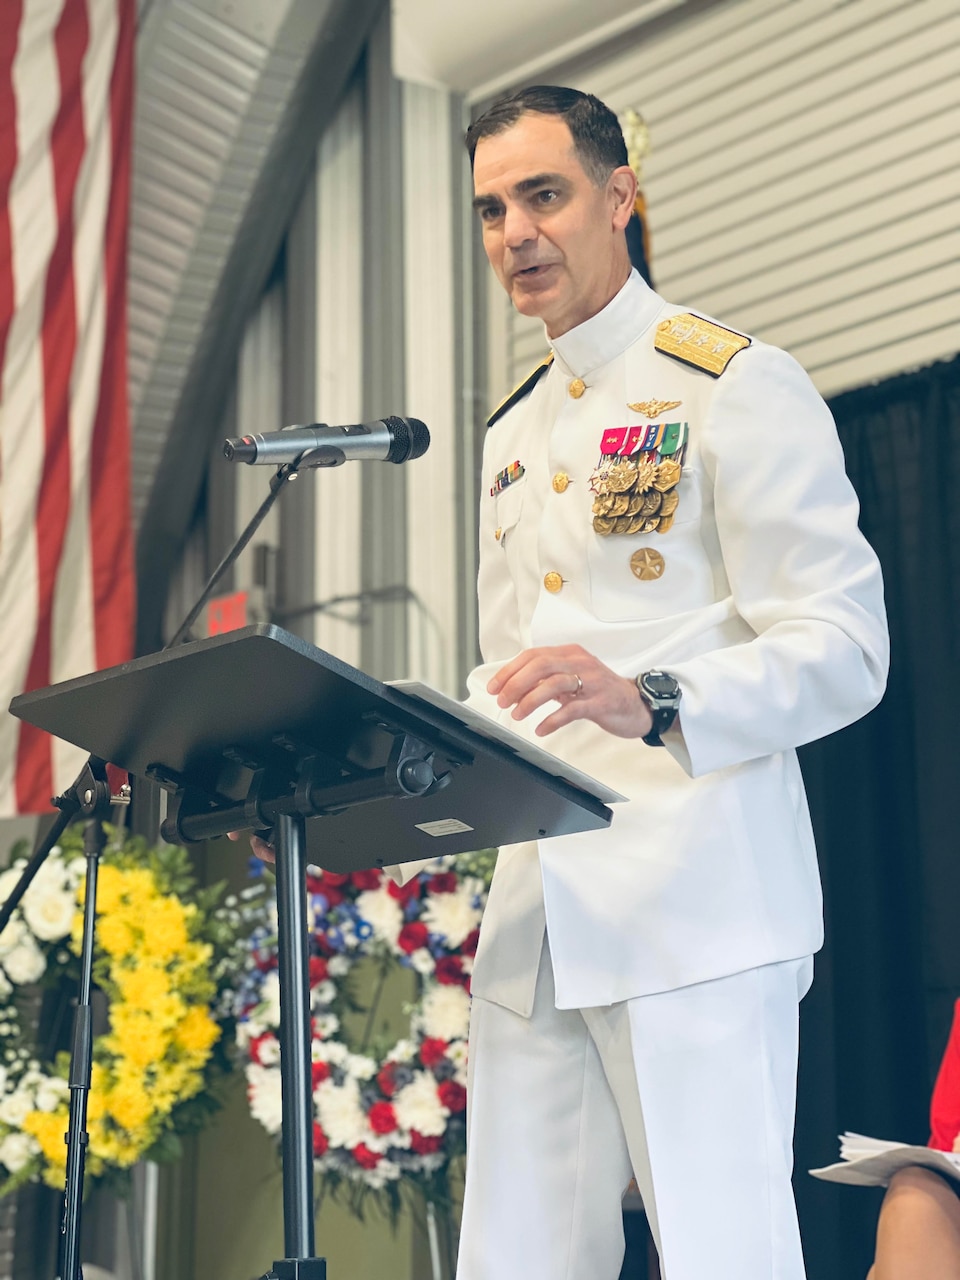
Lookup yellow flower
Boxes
[138,896,190,961]
[87,1062,109,1122]
[175,1006,220,1057]
[105,1075,153,1132]
[22,1109,68,1170]
[113,962,172,1009]
[104,1008,170,1070]
[96,914,136,959]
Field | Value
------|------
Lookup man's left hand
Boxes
[487,644,654,739]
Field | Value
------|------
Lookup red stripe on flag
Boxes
[15,0,91,811]
[0,0,23,379]
[89,0,134,671]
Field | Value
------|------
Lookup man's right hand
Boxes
[227,829,276,864]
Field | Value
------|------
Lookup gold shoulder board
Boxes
[654,313,750,377]
[487,354,554,428]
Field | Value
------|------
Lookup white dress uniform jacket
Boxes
[464,271,888,1017]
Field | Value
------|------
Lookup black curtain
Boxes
[794,354,960,1279]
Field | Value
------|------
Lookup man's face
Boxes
[472,112,635,339]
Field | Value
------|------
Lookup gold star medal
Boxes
[630,548,665,580]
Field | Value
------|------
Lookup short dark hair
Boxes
[465,86,628,186]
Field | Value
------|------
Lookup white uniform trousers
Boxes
[457,941,813,1280]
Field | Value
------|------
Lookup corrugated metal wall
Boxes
[500,0,959,399]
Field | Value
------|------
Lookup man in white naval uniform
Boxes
[454,86,889,1280]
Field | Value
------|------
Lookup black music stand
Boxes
[11,624,619,1279]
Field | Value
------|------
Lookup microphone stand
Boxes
[2,457,305,1279]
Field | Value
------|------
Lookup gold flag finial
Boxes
[622,108,650,183]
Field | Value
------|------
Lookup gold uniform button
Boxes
[568,377,586,399]
[494,527,502,541]
[552,472,570,494]
[543,571,564,594]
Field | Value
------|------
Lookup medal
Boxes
[590,422,689,537]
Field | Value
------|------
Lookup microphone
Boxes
[223,416,430,467]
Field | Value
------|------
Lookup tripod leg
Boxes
[58,815,105,1280]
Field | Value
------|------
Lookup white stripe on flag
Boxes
[0,0,63,815]
[50,0,118,794]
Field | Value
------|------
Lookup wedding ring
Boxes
[572,673,583,697]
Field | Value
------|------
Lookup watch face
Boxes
[643,671,678,698]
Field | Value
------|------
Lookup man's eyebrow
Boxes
[472,173,569,211]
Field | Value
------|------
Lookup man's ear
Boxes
[609,166,638,232]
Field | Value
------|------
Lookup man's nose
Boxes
[502,202,537,249]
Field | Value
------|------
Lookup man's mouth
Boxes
[513,263,554,278]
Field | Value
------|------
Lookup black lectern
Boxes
[11,625,619,1278]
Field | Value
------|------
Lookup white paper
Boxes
[810,1132,960,1188]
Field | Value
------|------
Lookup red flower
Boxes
[351,868,382,890]
[352,1143,381,1169]
[435,955,466,986]
[313,1123,328,1156]
[249,1033,274,1065]
[311,1061,330,1087]
[438,1080,467,1113]
[419,1037,449,1068]
[377,1063,399,1097]
[398,922,429,954]
[410,1130,444,1154]
[462,929,480,957]
[388,878,421,903]
[368,1101,398,1134]
[307,870,349,905]
[309,956,329,985]
[428,872,458,894]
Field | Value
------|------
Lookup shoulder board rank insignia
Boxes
[654,313,750,377]
[487,354,554,428]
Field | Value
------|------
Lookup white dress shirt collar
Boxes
[550,270,662,379]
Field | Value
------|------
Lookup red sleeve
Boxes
[930,999,960,1151]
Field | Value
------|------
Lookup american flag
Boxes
[0,0,134,815]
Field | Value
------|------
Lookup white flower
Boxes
[318,1041,348,1066]
[34,1076,69,1112]
[2,940,46,985]
[410,948,434,976]
[0,1088,34,1127]
[0,869,24,907]
[65,857,86,887]
[0,917,27,956]
[310,981,336,1009]
[315,1013,339,1039]
[362,1157,401,1188]
[421,883,482,948]
[354,889,403,947]
[448,1039,469,1085]
[258,972,281,1027]
[344,1053,377,1082]
[246,1064,283,1134]
[314,1078,369,1149]
[388,1039,416,1064]
[327,956,350,977]
[393,1072,446,1137]
[22,888,75,942]
[417,984,471,1042]
[0,1132,38,1172]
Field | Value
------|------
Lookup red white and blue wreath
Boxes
[236,851,493,1213]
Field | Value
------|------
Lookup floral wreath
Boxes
[237,849,494,1215]
[0,825,263,1193]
